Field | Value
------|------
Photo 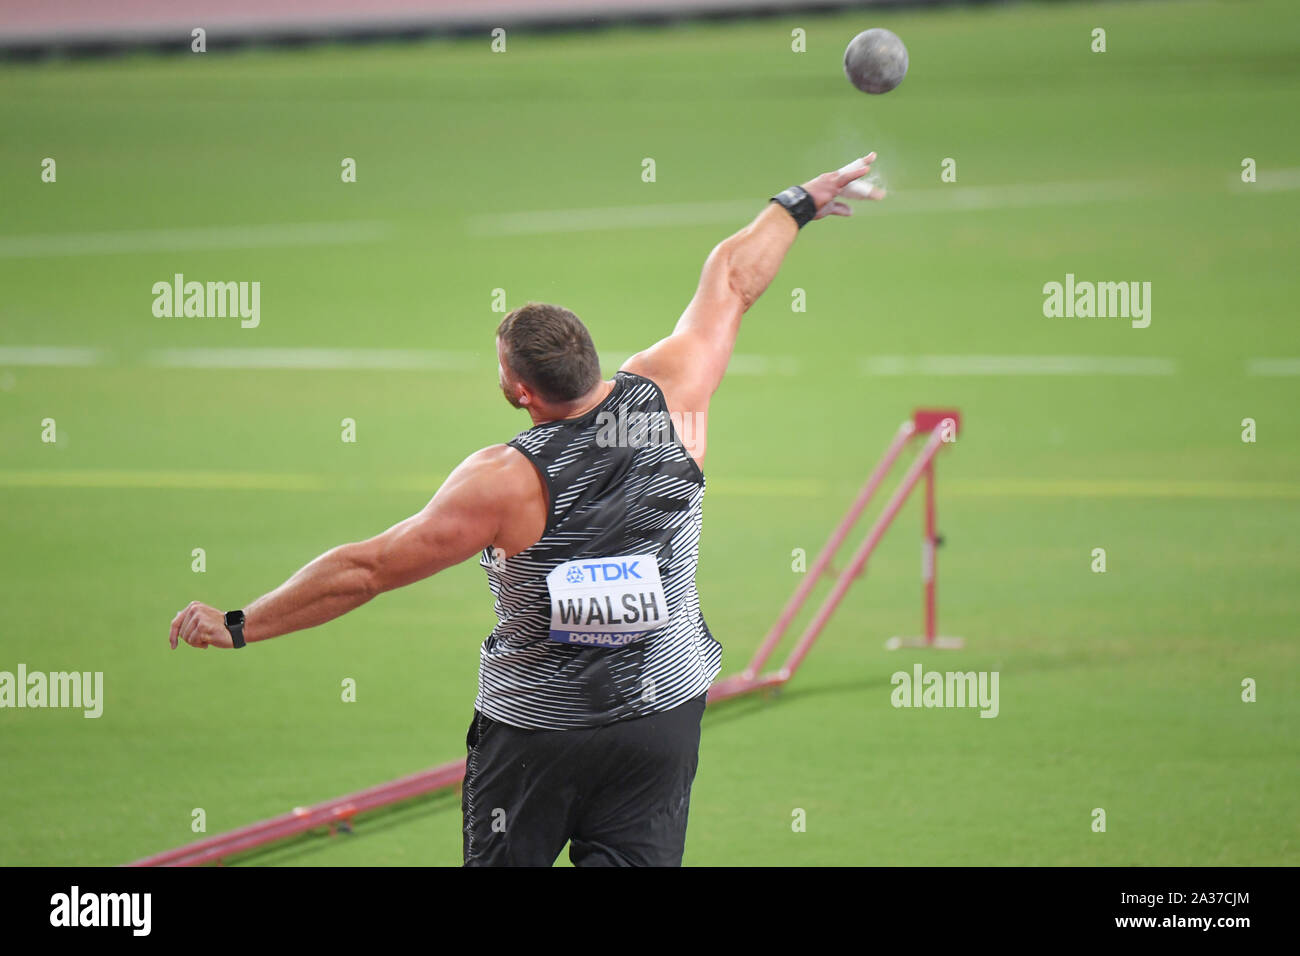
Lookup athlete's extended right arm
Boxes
[621,154,884,412]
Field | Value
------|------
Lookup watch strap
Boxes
[224,610,247,649]
[770,185,817,228]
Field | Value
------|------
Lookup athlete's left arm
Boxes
[169,447,511,650]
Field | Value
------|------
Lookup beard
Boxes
[501,383,523,409]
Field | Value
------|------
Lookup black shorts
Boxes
[461,691,707,867]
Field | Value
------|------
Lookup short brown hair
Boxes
[496,303,601,403]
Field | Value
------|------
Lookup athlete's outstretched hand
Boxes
[802,152,887,219]
[169,601,233,649]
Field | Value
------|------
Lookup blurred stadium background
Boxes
[1,0,1297,866]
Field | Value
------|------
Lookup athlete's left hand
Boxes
[170,602,233,650]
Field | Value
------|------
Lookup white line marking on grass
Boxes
[859,355,1177,376]
[1245,358,1300,376]
[0,470,332,492]
[469,181,1147,236]
[478,170,1300,237]
[874,180,1147,214]
[0,222,392,259]
[1231,167,1300,193]
[0,346,108,366]
[145,348,485,370]
[471,200,760,237]
[1,346,801,375]
[950,479,1300,499]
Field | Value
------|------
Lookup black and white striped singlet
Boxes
[475,370,721,730]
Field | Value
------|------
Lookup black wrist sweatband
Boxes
[224,609,247,649]
[770,185,817,228]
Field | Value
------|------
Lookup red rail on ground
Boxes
[126,759,466,867]
[127,409,959,866]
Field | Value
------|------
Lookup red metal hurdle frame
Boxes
[708,407,962,704]
[127,408,960,866]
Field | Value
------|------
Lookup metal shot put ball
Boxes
[843,28,909,95]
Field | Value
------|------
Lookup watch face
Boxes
[224,610,245,627]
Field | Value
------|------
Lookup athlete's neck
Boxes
[529,379,615,426]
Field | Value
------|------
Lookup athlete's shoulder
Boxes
[460,443,538,486]
[458,444,549,549]
[441,443,539,514]
[435,445,539,513]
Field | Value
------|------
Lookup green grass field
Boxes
[1,0,1298,866]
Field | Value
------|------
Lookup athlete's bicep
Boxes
[621,267,743,411]
[367,451,505,593]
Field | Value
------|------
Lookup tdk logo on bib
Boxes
[565,560,641,584]
[547,553,668,646]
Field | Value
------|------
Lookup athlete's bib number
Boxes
[546,553,667,647]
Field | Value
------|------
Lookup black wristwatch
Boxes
[224,609,247,649]
[770,185,817,228]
